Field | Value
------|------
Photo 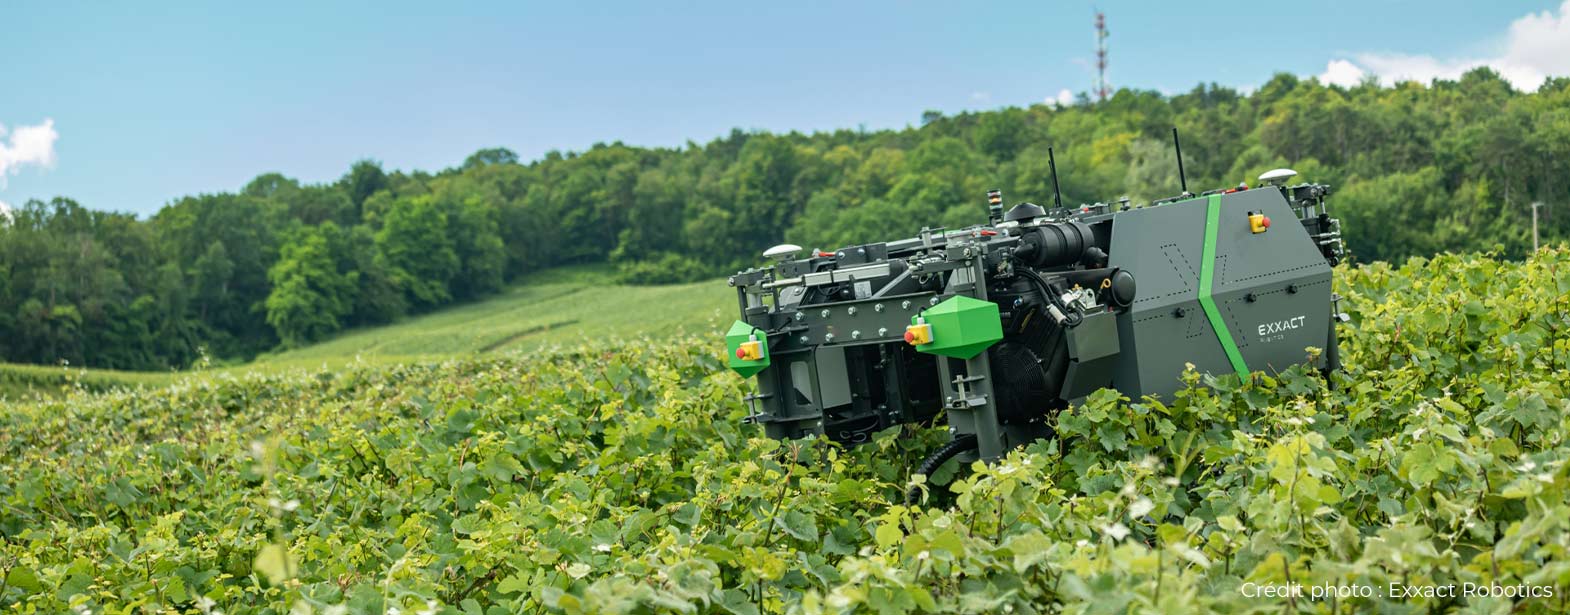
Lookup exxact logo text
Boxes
[1258,315,1307,337]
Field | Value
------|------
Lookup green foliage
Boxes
[447,197,508,300]
[973,109,1026,161]
[153,192,284,358]
[344,159,388,211]
[2,265,733,399]
[377,196,460,309]
[257,265,732,362]
[0,362,176,400]
[464,147,521,170]
[4,251,1570,613]
[614,252,713,285]
[5,70,1570,371]
[265,224,358,347]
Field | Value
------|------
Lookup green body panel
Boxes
[725,320,770,377]
[1198,195,1250,378]
[910,295,1003,359]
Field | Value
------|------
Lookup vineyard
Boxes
[2,250,1569,614]
[0,266,731,400]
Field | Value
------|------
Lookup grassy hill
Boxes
[254,265,733,364]
[0,266,734,399]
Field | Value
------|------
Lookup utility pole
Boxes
[1532,201,1542,252]
[1095,11,1110,102]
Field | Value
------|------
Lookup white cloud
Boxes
[970,91,991,102]
[1047,88,1076,107]
[1318,59,1366,88]
[0,118,59,186]
[0,199,11,225]
[1317,0,1570,91]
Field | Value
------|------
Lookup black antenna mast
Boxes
[1172,127,1189,196]
[1048,147,1064,209]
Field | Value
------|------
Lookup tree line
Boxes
[2,68,1566,370]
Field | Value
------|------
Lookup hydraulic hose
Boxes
[905,434,980,505]
[1018,268,1083,327]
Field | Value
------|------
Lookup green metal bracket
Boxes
[724,320,770,377]
[911,295,1003,359]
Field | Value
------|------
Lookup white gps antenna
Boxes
[762,243,803,261]
[1258,168,1298,186]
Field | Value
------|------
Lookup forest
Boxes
[2,68,1567,370]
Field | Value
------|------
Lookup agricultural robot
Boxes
[722,139,1346,473]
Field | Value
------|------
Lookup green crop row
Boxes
[2,250,1569,614]
[0,363,175,401]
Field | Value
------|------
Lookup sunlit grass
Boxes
[1,265,735,400]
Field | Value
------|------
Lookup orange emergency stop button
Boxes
[904,323,932,345]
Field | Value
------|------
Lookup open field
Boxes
[0,266,734,400]
[254,266,734,363]
[0,362,180,399]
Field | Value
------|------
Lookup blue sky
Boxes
[2,0,1565,216]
